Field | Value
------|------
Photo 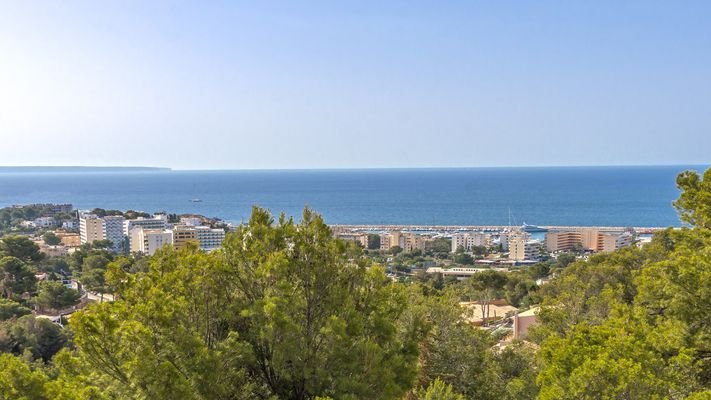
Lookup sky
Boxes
[0,1,709,170]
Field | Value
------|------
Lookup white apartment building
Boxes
[195,226,226,251]
[451,232,490,252]
[103,216,126,253]
[179,217,203,227]
[33,217,57,227]
[123,215,169,236]
[130,227,174,255]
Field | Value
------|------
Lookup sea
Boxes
[0,165,706,227]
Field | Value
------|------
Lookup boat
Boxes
[189,199,203,203]
[521,222,547,232]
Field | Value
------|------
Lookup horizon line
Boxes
[0,162,708,172]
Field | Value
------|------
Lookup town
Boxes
[0,202,653,335]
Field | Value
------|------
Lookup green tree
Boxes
[425,238,451,254]
[71,207,424,399]
[461,270,508,326]
[412,378,465,400]
[0,256,37,300]
[537,309,700,399]
[492,342,538,400]
[0,298,31,320]
[33,281,81,311]
[674,168,711,229]
[555,252,577,268]
[367,233,381,249]
[409,287,501,399]
[42,232,61,246]
[0,353,49,399]
[1,315,68,362]
[0,235,43,263]
[533,167,711,396]
[453,252,474,265]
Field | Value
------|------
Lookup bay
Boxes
[0,165,705,227]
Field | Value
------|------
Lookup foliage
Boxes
[537,309,700,399]
[0,353,48,399]
[0,256,37,301]
[412,378,465,400]
[0,315,68,362]
[0,352,106,399]
[367,233,381,249]
[33,281,81,311]
[675,168,711,229]
[69,207,424,399]
[0,235,43,262]
[533,167,711,396]
[43,232,61,246]
[0,298,32,321]
[425,238,450,254]
[453,252,474,265]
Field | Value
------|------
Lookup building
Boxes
[379,231,425,253]
[460,300,518,326]
[179,217,203,227]
[426,267,492,279]
[499,231,529,251]
[195,226,226,251]
[380,233,393,250]
[38,245,69,257]
[104,216,126,253]
[402,233,426,252]
[336,232,369,248]
[62,220,78,230]
[123,215,168,236]
[33,217,57,228]
[597,231,635,253]
[509,236,541,261]
[545,229,636,253]
[130,227,174,255]
[45,203,73,216]
[451,232,490,252]
[545,231,583,252]
[173,225,199,249]
[513,307,539,339]
[22,203,73,217]
[55,231,81,248]
[79,214,105,245]
[79,214,126,253]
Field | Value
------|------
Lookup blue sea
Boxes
[0,166,706,227]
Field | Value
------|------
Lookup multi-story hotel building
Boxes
[173,225,199,249]
[508,235,541,261]
[123,215,168,236]
[195,226,226,251]
[79,214,104,245]
[451,232,490,252]
[79,214,126,252]
[545,229,636,253]
[130,227,174,255]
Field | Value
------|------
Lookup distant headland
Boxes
[0,166,171,173]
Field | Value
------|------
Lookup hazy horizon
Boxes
[0,163,707,172]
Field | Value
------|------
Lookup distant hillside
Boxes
[0,166,171,173]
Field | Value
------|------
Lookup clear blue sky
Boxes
[0,1,709,169]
